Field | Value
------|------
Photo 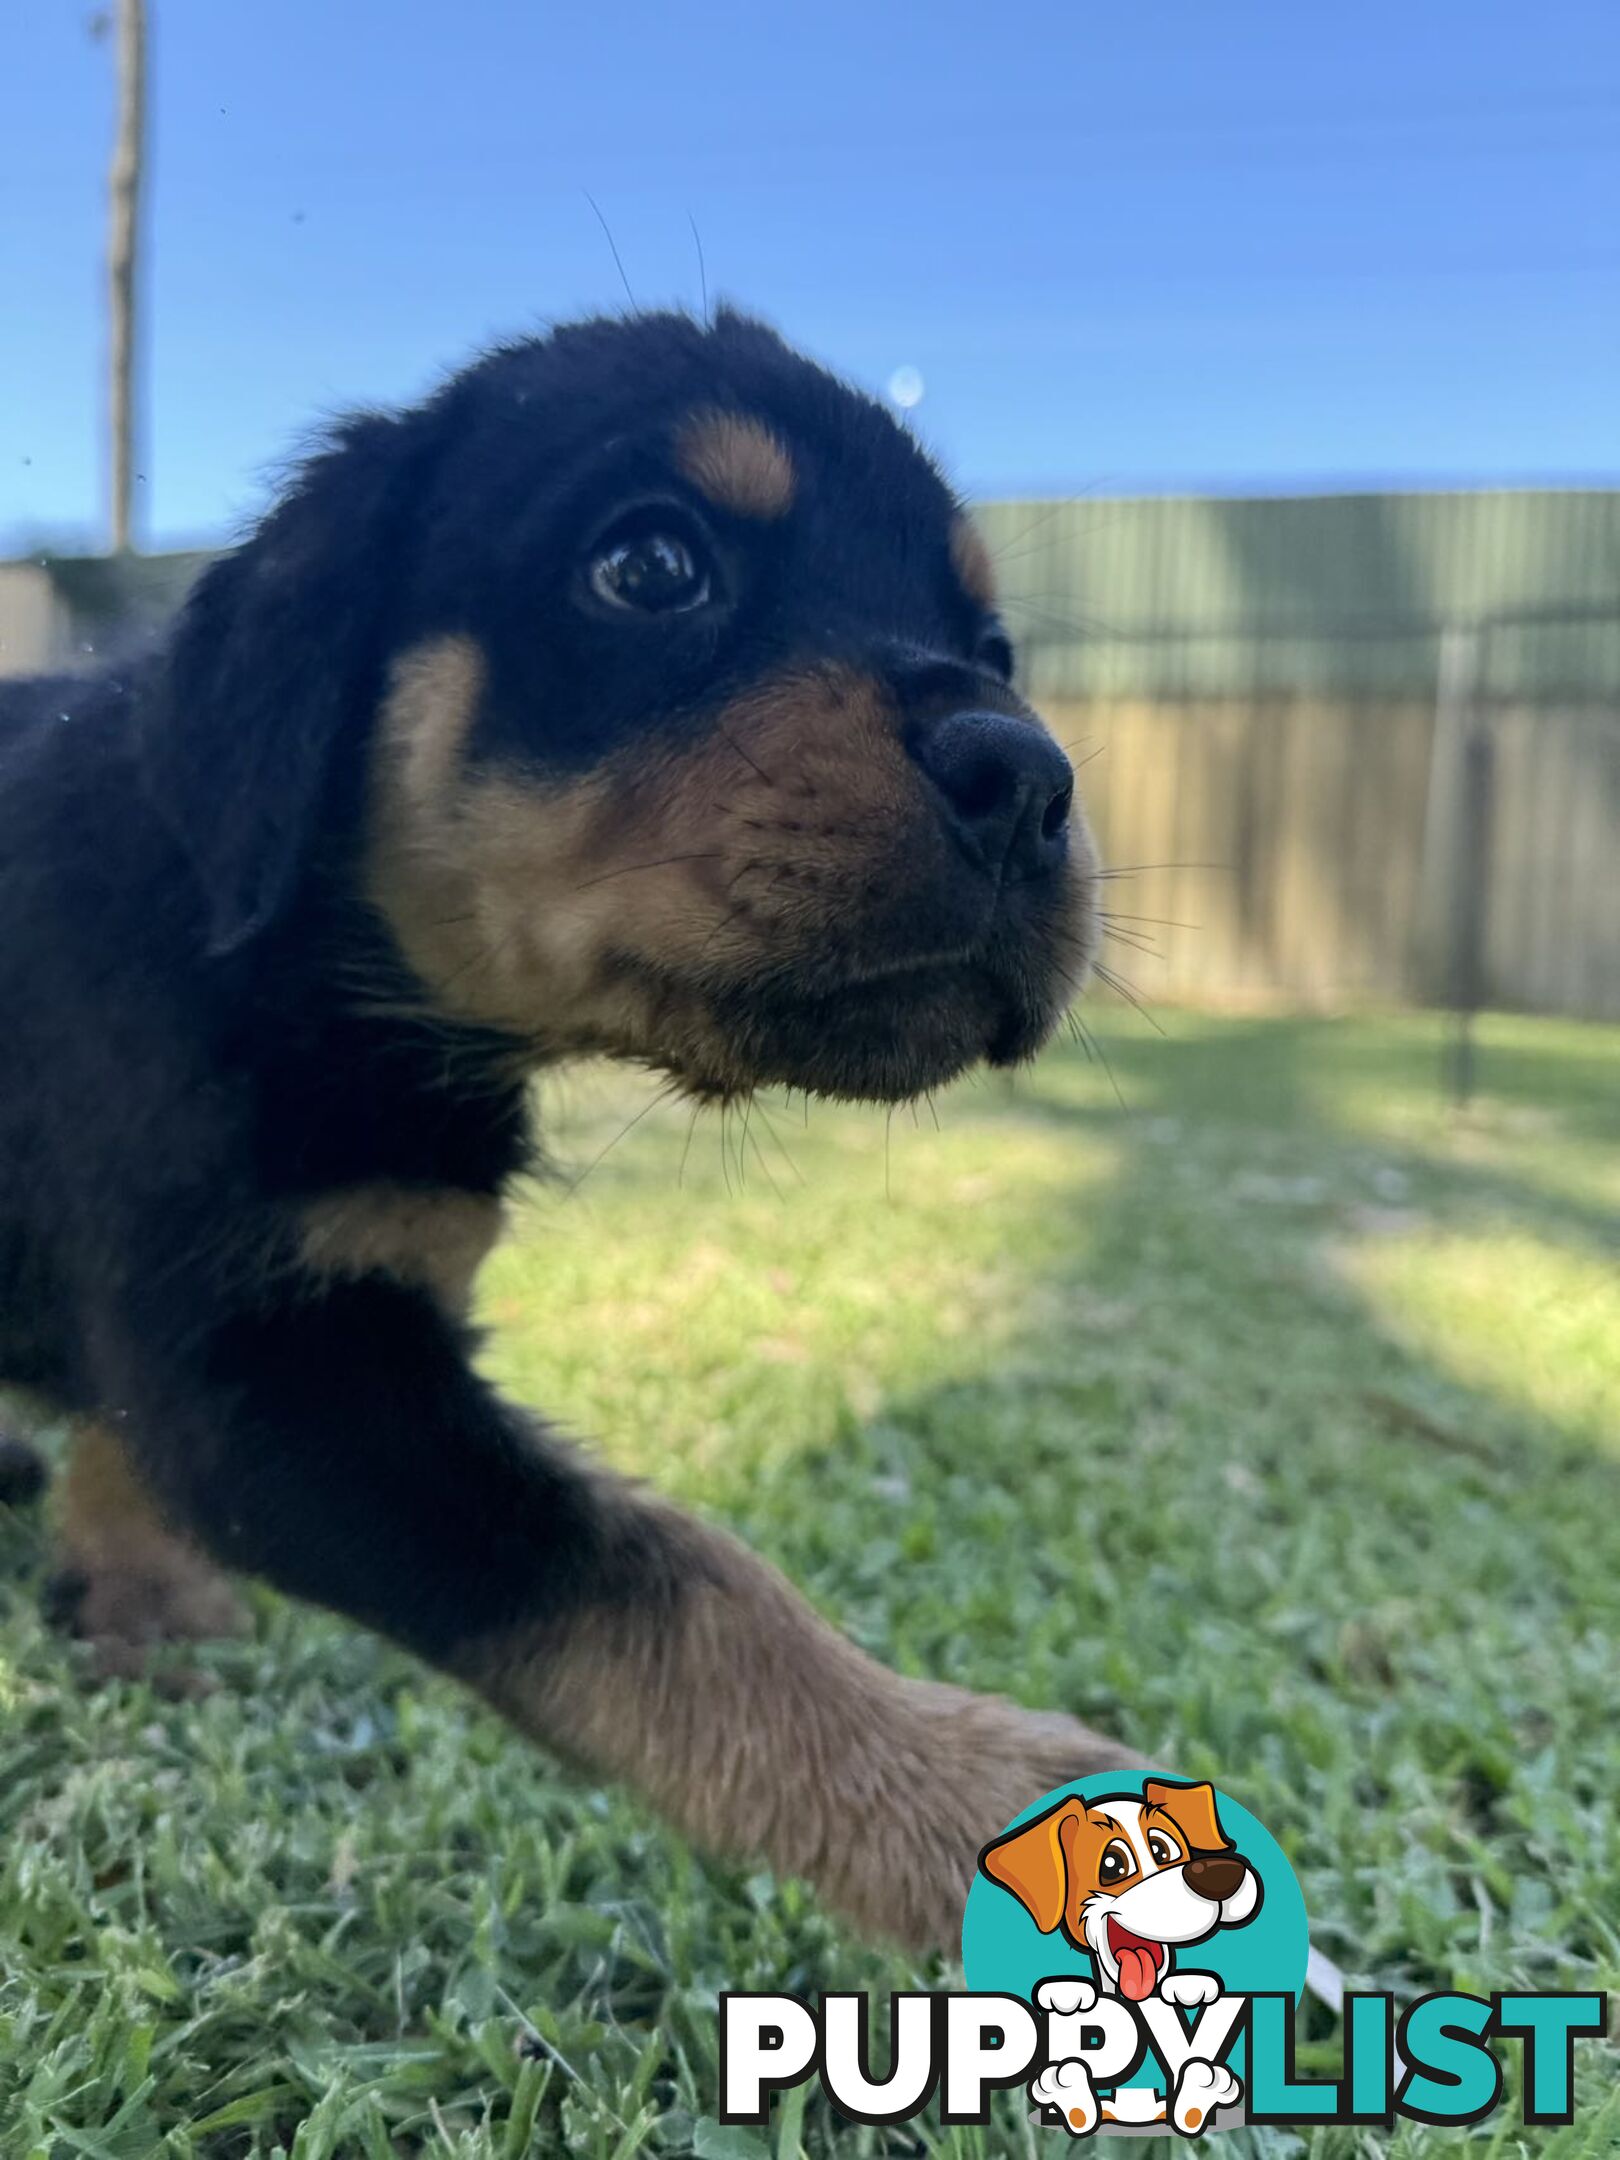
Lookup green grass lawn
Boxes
[2,1011,1617,2158]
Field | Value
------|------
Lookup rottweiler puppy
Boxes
[0,308,1134,1948]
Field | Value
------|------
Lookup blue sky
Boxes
[3,0,1618,551]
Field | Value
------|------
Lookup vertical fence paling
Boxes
[1423,625,1492,1100]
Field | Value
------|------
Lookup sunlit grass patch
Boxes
[479,1073,1123,1490]
[1335,1225,1620,1461]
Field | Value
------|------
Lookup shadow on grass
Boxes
[699,1013,1619,2016]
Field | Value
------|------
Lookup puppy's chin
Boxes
[615,956,1078,1106]
[695,892,1095,1103]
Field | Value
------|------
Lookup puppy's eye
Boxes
[1147,1832,1180,1867]
[588,522,713,614]
[1098,1840,1134,1885]
[975,627,1016,682]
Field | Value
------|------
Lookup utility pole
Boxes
[107,0,148,554]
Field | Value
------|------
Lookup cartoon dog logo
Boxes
[980,1778,1262,2135]
[980,1776,1263,1999]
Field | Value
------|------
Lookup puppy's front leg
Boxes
[469,1493,1142,1949]
[104,1271,1134,1949]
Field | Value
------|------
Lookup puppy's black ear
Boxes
[139,412,416,955]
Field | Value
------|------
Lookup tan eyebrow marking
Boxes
[674,409,796,519]
[950,514,997,608]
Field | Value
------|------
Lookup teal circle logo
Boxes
[962,1772,1309,2130]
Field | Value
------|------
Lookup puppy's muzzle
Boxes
[911,709,1074,883]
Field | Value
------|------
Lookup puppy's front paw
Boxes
[818,1681,1140,1951]
[45,1557,249,1695]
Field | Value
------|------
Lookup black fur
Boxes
[0,309,1071,1680]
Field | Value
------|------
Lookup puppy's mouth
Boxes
[724,956,1045,1095]
[1106,1918,1167,2002]
[611,832,1099,1104]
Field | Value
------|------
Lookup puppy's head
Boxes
[144,309,1095,1103]
[979,1779,1261,2000]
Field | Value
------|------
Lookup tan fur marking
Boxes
[298,1184,504,1315]
[57,1423,247,1677]
[367,635,633,1053]
[950,515,997,609]
[460,1487,1139,1949]
[374,633,487,814]
[367,642,951,1082]
[675,409,796,519]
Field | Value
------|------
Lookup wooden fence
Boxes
[1053,677,1620,1022]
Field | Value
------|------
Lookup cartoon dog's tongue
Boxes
[1107,1919,1164,2002]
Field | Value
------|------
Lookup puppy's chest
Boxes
[296,1181,507,1317]
[248,1020,530,1319]
[258,1060,527,1320]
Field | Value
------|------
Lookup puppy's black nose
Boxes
[1185,1855,1247,1903]
[912,710,1073,878]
